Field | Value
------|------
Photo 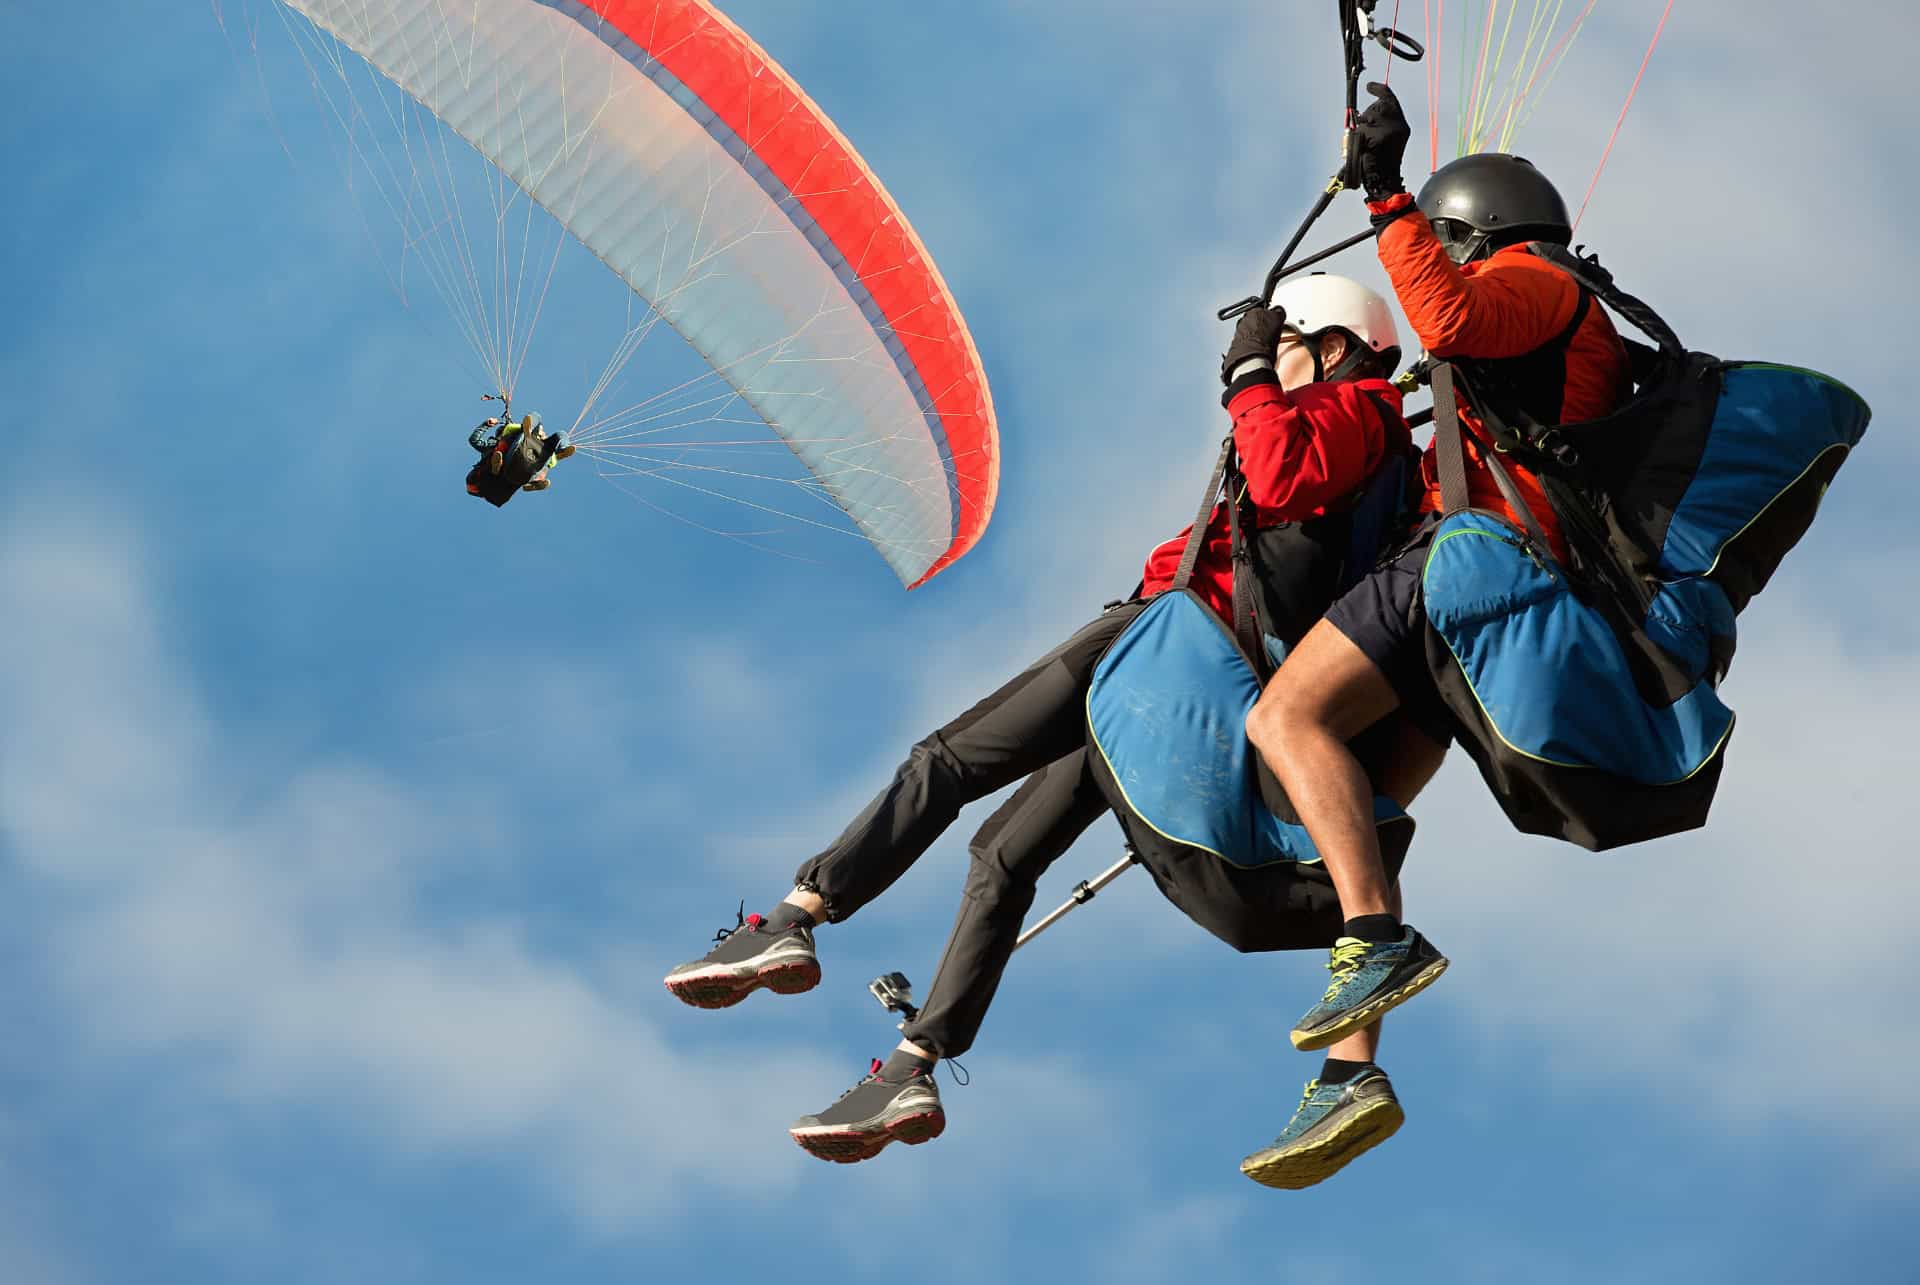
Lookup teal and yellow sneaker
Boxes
[1290,927,1448,1051]
[1240,1068,1404,1189]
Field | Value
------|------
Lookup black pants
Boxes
[792,601,1144,1058]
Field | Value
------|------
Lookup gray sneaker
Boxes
[790,1059,945,1163]
[663,909,820,1009]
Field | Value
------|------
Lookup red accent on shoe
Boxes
[868,1058,884,1077]
[745,913,765,930]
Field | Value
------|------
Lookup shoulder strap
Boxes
[1553,288,1593,353]
[1431,362,1557,556]
[1431,363,1472,517]
[1170,436,1236,592]
[1528,242,1684,359]
[1224,468,1263,662]
[1168,435,1277,663]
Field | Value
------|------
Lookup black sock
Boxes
[762,901,815,932]
[1344,913,1402,944]
[1318,1057,1374,1086]
[880,1048,935,1081]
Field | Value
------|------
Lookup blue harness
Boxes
[1417,258,1871,850]
[1087,433,1415,869]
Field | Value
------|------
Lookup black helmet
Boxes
[1415,153,1572,265]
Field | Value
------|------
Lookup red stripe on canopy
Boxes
[587,0,998,586]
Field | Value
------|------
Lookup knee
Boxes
[906,732,967,788]
[962,835,1039,921]
[1245,678,1314,754]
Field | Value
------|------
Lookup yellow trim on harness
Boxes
[1698,441,1850,582]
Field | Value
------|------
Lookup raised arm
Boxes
[1370,193,1579,359]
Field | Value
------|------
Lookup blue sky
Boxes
[3,3,1917,1282]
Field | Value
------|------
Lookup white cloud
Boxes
[1400,573,1920,1163]
[0,505,846,1228]
[0,500,1193,1258]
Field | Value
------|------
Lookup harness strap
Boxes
[1225,472,1263,662]
[1528,242,1685,359]
[1556,288,1594,349]
[1464,286,1593,444]
[1431,364,1472,516]
[1170,436,1237,592]
[1432,362,1557,555]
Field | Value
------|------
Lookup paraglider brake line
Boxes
[1218,224,1380,321]
[1217,1,1423,321]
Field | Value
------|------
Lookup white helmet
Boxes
[1268,272,1401,374]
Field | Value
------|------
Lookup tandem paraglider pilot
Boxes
[464,411,575,507]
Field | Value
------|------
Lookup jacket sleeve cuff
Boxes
[1367,191,1420,234]
[1222,368,1282,410]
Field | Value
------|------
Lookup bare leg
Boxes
[1240,880,1415,1190]
[1241,703,1438,1188]
[1246,621,1404,919]
[1375,720,1449,812]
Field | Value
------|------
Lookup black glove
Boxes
[1347,81,1410,200]
[1220,304,1288,386]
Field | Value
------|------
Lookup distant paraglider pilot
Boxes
[464,412,575,506]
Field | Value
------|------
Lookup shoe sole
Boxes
[790,1107,946,1164]
[1239,1098,1405,1190]
[1290,956,1450,1052]
[663,956,821,1010]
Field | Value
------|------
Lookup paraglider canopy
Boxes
[273,0,999,587]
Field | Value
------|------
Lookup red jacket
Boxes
[1370,191,1629,561]
[1139,376,1411,623]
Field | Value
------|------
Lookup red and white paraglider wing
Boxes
[284,0,997,586]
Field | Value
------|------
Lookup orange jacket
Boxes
[1370,192,1629,560]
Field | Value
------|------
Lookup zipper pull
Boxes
[1517,534,1555,580]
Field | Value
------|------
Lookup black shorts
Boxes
[1323,525,1457,748]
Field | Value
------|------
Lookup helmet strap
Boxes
[1325,349,1368,381]
[1318,329,1371,382]
[1452,230,1494,265]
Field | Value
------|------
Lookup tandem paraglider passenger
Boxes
[464,411,575,506]
[665,274,1437,1188]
